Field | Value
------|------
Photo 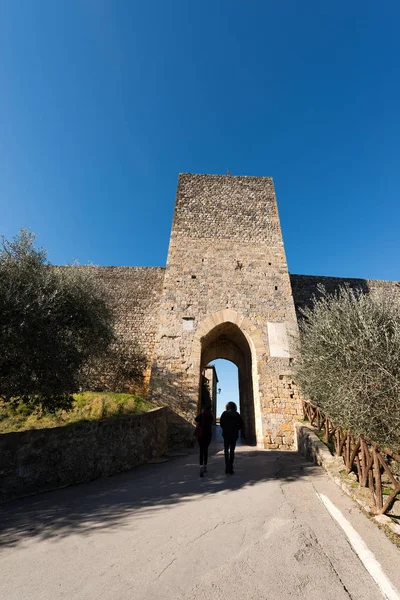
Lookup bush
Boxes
[294,285,400,451]
[0,229,114,411]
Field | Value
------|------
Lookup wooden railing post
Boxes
[301,400,400,516]
[372,448,383,512]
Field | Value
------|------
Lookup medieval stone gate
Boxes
[87,173,398,450]
[148,174,303,449]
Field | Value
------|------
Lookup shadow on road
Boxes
[0,444,319,550]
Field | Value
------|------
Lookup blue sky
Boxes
[211,360,239,418]
[1,1,399,281]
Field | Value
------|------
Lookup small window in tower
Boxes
[191,275,196,279]
[275,286,278,291]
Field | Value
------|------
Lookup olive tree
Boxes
[0,229,114,411]
[294,285,400,450]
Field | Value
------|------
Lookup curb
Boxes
[295,422,400,541]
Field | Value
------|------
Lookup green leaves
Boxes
[294,285,400,451]
[0,230,114,411]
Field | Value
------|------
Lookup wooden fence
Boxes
[302,400,400,515]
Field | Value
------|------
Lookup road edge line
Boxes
[316,492,400,600]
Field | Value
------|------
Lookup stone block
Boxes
[58,176,400,457]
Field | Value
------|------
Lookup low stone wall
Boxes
[295,422,400,539]
[165,408,195,449]
[0,408,168,503]
[295,422,343,469]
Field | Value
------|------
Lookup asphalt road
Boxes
[1,435,399,599]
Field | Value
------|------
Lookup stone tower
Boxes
[149,174,302,448]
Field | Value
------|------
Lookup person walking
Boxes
[195,404,214,477]
[219,402,243,475]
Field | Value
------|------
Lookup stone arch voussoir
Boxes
[193,309,266,357]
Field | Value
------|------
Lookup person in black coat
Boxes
[195,404,214,477]
[219,402,243,475]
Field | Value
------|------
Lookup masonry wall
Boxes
[149,174,303,449]
[50,182,400,450]
[80,266,165,393]
[93,266,164,356]
[290,274,400,318]
[0,408,168,503]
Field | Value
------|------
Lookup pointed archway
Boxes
[200,321,257,444]
[191,310,266,446]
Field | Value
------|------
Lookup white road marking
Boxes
[317,492,400,600]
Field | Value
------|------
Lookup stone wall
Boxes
[149,174,303,449]
[93,267,165,351]
[290,274,400,318]
[49,178,400,452]
[79,266,165,394]
[0,408,168,503]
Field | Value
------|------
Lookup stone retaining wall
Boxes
[0,408,167,503]
[295,422,343,469]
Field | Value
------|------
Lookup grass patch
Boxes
[302,417,335,453]
[0,392,156,433]
[313,428,335,455]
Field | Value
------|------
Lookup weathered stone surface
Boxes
[290,274,400,319]
[75,266,165,394]
[0,408,168,503]
[295,422,343,468]
[390,522,400,536]
[374,514,393,526]
[54,175,400,450]
[388,500,400,517]
[149,174,302,448]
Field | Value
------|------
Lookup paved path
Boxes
[1,436,399,599]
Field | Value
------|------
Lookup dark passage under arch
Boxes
[199,322,256,445]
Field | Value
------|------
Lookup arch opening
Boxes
[199,321,257,445]
[209,359,239,418]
